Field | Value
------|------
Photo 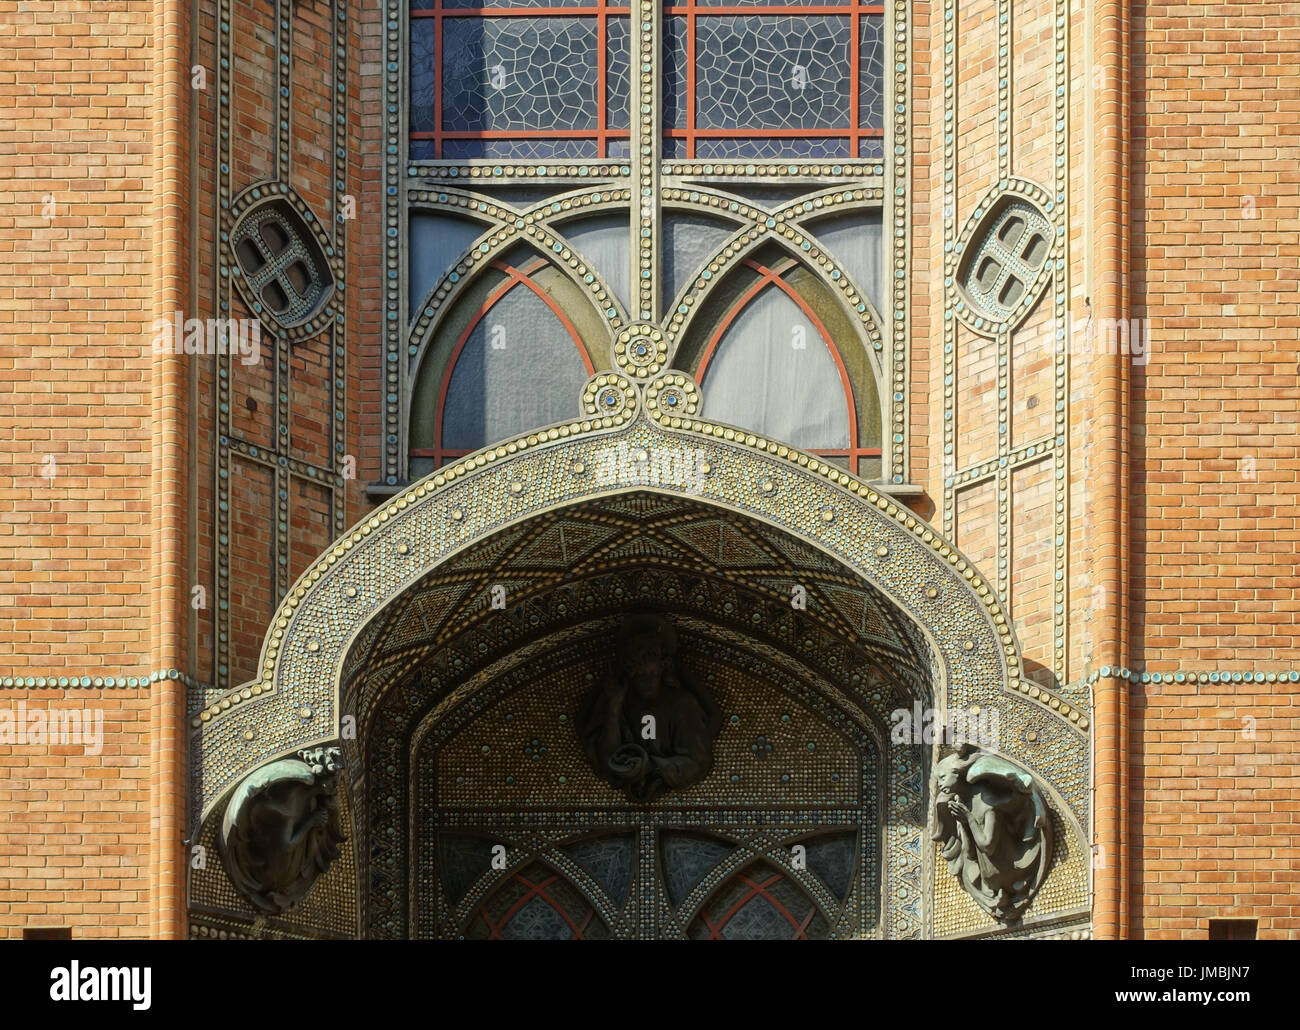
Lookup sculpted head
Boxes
[616,614,678,700]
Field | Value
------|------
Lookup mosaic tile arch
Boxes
[192,409,1089,848]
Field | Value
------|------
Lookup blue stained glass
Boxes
[661,832,734,906]
[802,831,858,902]
[409,138,438,161]
[441,137,599,160]
[503,894,571,939]
[607,16,631,131]
[438,834,498,905]
[859,15,885,129]
[662,17,690,132]
[409,17,439,133]
[858,137,885,159]
[409,212,488,318]
[563,835,635,907]
[694,16,851,131]
[437,17,599,134]
[695,137,850,160]
[435,0,599,8]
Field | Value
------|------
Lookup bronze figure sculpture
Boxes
[219,746,346,913]
[931,743,1053,922]
[576,614,723,802]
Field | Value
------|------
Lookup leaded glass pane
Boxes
[607,16,632,132]
[694,17,850,131]
[558,212,632,315]
[859,14,885,129]
[465,862,610,940]
[663,16,690,134]
[409,16,439,134]
[688,862,829,940]
[436,0,598,8]
[858,137,885,159]
[695,137,850,160]
[563,834,636,907]
[661,831,734,906]
[803,209,884,319]
[440,18,599,134]
[699,281,851,451]
[802,831,858,902]
[441,137,600,160]
[662,212,737,315]
[441,282,591,451]
[409,212,489,319]
[438,833,499,906]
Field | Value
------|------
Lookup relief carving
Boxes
[219,746,346,913]
[576,614,723,802]
[931,743,1053,922]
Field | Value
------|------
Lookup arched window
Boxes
[408,253,600,477]
[675,248,883,478]
[400,1,895,484]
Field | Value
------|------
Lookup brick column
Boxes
[1090,0,1131,941]
[149,0,191,940]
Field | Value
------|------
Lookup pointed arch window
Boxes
[684,254,882,477]
[409,256,597,474]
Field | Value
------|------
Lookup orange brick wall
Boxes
[1128,0,1300,937]
[1,0,1296,941]
[0,2,156,937]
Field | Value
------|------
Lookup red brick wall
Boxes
[1129,0,1300,937]
[0,2,156,937]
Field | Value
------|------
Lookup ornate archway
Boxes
[187,380,1090,939]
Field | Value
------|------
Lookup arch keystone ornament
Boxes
[191,374,1090,938]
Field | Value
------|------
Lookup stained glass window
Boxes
[465,861,612,939]
[663,2,885,159]
[688,861,831,939]
[410,3,632,160]
[408,252,600,475]
[673,247,883,477]
[404,3,892,482]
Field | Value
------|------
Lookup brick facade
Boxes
[0,0,1295,939]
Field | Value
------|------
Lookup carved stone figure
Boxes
[219,746,346,913]
[931,743,1052,921]
[577,614,722,802]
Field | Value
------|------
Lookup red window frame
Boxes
[664,0,885,159]
[410,2,633,159]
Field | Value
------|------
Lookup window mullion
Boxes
[631,0,662,323]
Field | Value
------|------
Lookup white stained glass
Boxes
[442,282,590,451]
[701,282,850,450]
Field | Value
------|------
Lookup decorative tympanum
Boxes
[931,743,1052,922]
[219,746,346,913]
[576,614,723,802]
